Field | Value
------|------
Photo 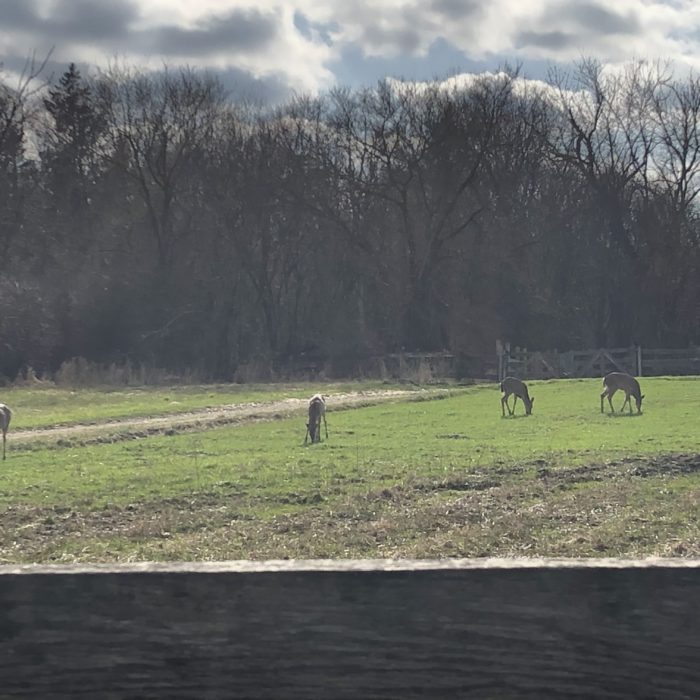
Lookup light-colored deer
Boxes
[600,372,644,414]
[304,394,328,444]
[500,377,534,416]
[0,403,11,459]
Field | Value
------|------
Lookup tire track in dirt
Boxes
[10,388,451,447]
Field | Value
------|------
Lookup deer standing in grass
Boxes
[500,377,534,416]
[0,403,11,459]
[600,372,644,414]
[305,394,328,444]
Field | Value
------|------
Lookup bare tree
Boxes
[547,59,664,344]
[0,52,50,263]
[96,65,226,269]
[651,73,700,210]
[210,107,322,357]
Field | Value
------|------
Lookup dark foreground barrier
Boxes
[1,558,699,699]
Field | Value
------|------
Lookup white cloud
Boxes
[3,0,700,100]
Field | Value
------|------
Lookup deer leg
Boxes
[511,395,518,415]
[501,394,508,417]
[607,388,617,413]
[600,390,607,413]
[304,423,311,445]
[322,413,328,439]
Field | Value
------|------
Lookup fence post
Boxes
[637,345,643,377]
[496,340,503,382]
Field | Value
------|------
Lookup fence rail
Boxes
[497,341,700,380]
[1,559,699,699]
[642,346,700,375]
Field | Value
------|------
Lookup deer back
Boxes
[308,395,325,427]
[604,372,641,398]
[500,377,530,400]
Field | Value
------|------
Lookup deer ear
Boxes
[531,397,535,404]
[641,394,645,400]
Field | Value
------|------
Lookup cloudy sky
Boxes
[2,0,700,102]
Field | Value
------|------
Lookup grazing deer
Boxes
[304,394,328,444]
[601,372,644,414]
[500,377,534,416]
[0,403,11,459]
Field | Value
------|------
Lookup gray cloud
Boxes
[146,9,279,57]
[341,1,484,56]
[1,3,277,60]
[352,3,438,55]
[515,30,576,51]
[560,2,641,35]
[1,0,40,31]
[429,0,482,21]
[1,0,139,42]
[515,1,642,52]
[44,0,140,41]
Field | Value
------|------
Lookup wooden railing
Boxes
[1,558,699,699]
[642,346,700,376]
[497,341,700,380]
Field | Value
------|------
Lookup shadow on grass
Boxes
[605,412,644,419]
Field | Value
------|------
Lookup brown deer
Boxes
[304,394,328,444]
[500,377,534,416]
[600,372,644,414]
[0,403,11,459]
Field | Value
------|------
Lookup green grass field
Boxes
[0,377,698,563]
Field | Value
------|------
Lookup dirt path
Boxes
[11,388,449,447]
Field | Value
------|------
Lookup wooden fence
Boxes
[497,341,700,380]
[1,559,698,699]
[239,345,698,382]
[642,346,700,376]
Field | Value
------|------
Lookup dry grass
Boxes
[2,453,697,564]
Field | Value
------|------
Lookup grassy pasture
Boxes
[0,377,698,563]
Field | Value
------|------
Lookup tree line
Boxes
[0,58,698,381]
